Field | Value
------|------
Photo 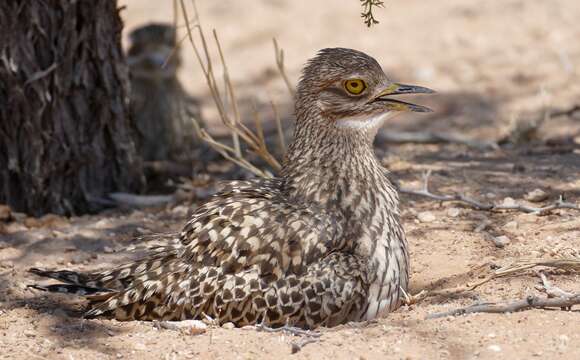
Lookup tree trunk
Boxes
[0,0,144,216]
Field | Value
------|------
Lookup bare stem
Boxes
[273,38,295,97]
[179,0,282,177]
[270,99,287,153]
[426,294,580,319]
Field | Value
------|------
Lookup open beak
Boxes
[371,83,435,112]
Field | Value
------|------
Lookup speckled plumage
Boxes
[29,48,433,328]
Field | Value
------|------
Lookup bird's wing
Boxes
[178,178,345,275]
[82,178,354,323]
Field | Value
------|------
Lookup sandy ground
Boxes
[2,0,580,359]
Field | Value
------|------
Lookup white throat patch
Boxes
[335,112,393,131]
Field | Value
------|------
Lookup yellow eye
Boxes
[344,79,367,95]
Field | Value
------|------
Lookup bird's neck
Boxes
[281,119,395,216]
[282,116,408,319]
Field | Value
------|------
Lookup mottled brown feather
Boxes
[29,48,420,329]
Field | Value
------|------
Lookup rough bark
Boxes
[0,0,144,216]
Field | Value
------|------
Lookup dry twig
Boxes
[426,293,580,319]
[407,257,580,305]
[536,271,575,299]
[256,322,321,353]
[399,170,580,215]
[178,0,284,178]
[549,104,580,120]
[270,99,287,154]
[425,258,580,319]
[273,38,295,97]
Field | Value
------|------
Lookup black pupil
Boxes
[351,82,359,88]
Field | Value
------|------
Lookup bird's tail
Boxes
[28,236,184,318]
[27,268,112,295]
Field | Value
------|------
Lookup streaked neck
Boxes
[281,116,389,211]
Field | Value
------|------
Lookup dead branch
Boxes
[270,99,287,154]
[406,257,580,305]
[255,323,321,338]
[426,294,580,319]
[399,170,580,215]
[536,271,575,299]
[550,104,580,119]
[213,29,242,157]
[256,322,321,353]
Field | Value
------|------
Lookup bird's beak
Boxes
[371,83,435,112]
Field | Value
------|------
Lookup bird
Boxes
[126,23,203,163]
[29,48,433,329]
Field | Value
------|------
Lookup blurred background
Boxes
[120,0,580,140]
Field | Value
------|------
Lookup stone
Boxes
[447,208,461,218]
[502,197,516,206]
[158,320,207,331]
[417,211,436,223]
[524,188,548,203]
[493,235,511,248]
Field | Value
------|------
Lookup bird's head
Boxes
[296,48,434,131]
[127,23,180,79]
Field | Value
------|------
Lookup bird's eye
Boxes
[344,79,367,95]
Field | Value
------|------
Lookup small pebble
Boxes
[221,322,235,329]
[485,192,496,199]
[524,188,548,202]
[493,235,511,248]
[417,211,436,223]
[502,197,516,206]
[487,345,502,352]
[158,320,207,331]
[446,208,461,218]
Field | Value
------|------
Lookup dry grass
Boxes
[177,0,288,178]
